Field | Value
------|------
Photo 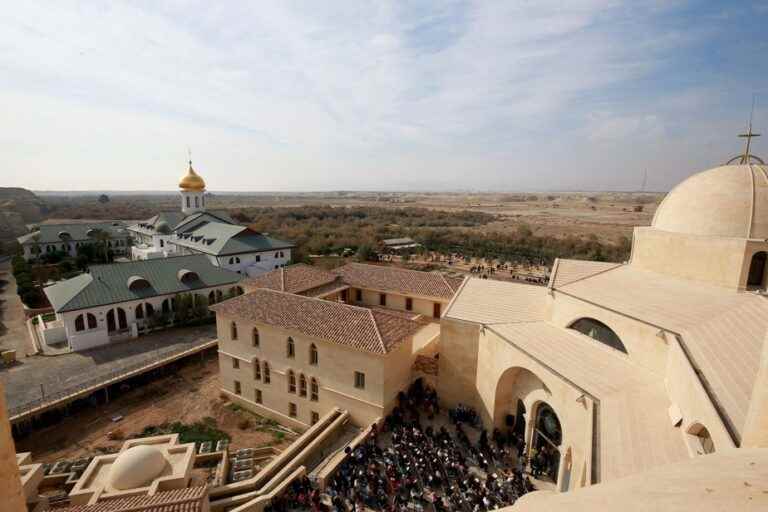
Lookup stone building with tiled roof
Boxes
[214,263,448,428]
[438,152,768,495]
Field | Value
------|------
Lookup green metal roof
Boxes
[170,224,294,256]
[17,222,129,245]
[127,210,236,236]
[44,254,242,313]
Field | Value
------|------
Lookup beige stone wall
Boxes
[0,384,26,512]
[217,314,410,428]
[549,293,668,376]
[664,335,737,453]
[476,329,594,492]
[437,318,482,410]
[631,227,751,289]
[351,287,446,318]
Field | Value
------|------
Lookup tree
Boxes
[356,244,376,262]
[89,228,112,262]
[175,294,192,325]
[98,194,110,204]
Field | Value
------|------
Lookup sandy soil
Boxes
[0,260,32,357]
[14,358,294,463]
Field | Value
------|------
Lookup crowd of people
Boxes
[310,381,534,511]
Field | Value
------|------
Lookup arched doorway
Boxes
[493,366,548,430]
[747,251,767,288]
[532,402,562,483]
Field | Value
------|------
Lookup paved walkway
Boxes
[0,324,217,413]
[0,260,32,357]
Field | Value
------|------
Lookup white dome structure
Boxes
[652,164,768,239]
[108,445,167,490]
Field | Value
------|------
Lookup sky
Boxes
[1,1,768,192]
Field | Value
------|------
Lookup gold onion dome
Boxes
[179,161,206,191]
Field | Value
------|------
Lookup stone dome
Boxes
[179,162,206,191]
[652,164,768,239]
[108,445,167,490]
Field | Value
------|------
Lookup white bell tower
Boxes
[178,160,206,215]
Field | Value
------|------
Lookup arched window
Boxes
[87,313,97,329]
[688,423,715,455]
[287,337,295,358]
[216,290,223,302]
[569,318,627,353]
[252,327,260,347]
[299,374,307,397]
[186,196,190,208]
[145,303,155,318]
[135,303,144,319]
[309,343,318,365]
[75,314,85,332]
[162,299,170,314]
[209,291,216,304]
[229,257,234,264]
[231,322,238,340]
[288,370,296,393]
[254,358,261,380]
[263,361,270,383]
[195,196,199,208]
[747,251,767,288]
[311,378,319,401]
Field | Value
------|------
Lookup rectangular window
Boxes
[232,358,239,370]
[405,297,413,311]
[354,371,366,390]
[379,293,386,306]
[254,362,261,380]
[289,402,297,418]
[355,289,362,302]
[255,389,262,404]
[234,380,242,395]
[311,411,319,425]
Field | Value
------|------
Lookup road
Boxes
[0,260,32,357]
[0,324,217,413]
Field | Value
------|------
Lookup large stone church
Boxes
[439,148,768,492]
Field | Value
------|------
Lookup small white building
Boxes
[17,222,131,262]
[41,254,243,352]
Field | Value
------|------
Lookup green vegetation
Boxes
[235,206,631,265]
[137,417,229,444]
[11,256,46,308]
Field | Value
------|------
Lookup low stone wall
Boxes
[315,419,381,490]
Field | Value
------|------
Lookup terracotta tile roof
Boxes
[55,487,207,512]
[332,263,462,300]
[243,264,341,295]
[211,288,422,354]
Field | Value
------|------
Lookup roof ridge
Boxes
[442,275,470,318]
[554,260,624,289]
[254,287,376,314]
[367,308,387,354]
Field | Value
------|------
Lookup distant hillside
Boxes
[0,187,48,246]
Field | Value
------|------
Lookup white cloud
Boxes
[0,1,764,191]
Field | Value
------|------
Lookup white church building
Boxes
[127,161,293,276]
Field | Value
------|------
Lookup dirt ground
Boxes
[0,260,32,357]
[14,357,294,463]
